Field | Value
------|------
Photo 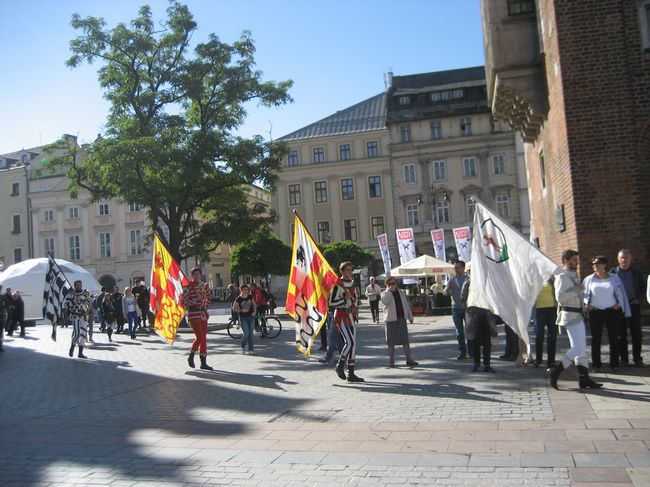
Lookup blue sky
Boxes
[0,0,484,154]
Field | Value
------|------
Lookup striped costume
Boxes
[182,281,212,356]
[329,278,358,366]
[65,289,91,353]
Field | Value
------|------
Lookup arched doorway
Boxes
[98,274,117,291]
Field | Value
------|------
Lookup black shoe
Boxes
[335,359,347,380]
[549,361,564,390]
[69,344,75,358]
[77,346,87,359]
[406,360,419,367]
[471,365,480,372]
[578,365,603,389]
[187,352,196,369]
[483,366,496,373]
[635,361,646,368]
[199,355,213,371]
[457,354,467,360]
[347,366,364,382]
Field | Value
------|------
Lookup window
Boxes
[44,238,55,256]
[371,216,385,239]
[129,202,141,212]
[317,221,330,244]
[466,197,476,221]
[288,149,299,166]
[436,199,451,224]
[431,92,441,102]
[130,229,143,255]
[339,144,351,161]
[460,117,472,136]
[14,248,22,263]
[400,124,412,143]
[442,91,453,101]
[463,157,477,178]
[492,154,506,175]
[539,150,547,189]
[641,2,650,50]
[398,96,410,105]
[403,164,416,184]
[11,182,19,196]
[99,233,112,258]
[368,176,382,198]
[367,141,379,157]
[288,184,301,206]
[12,215,21,234]
[496,194,511,218]
[344,219,358,241]
[69,235,80,260]
[44,210,54,222]
[433,160,447,181]
[98,203,110,216]
[452,89,464,99]
[508,0,535,15]
[314,181,328,203]
[21,154,28,164]
[431,120,442,139]
[313,147,325,164]
[406,204,420,227]
[68,207,79,219]
[341,178,354,201]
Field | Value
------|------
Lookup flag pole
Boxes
[47,251,74,290]
[292,209,323,252]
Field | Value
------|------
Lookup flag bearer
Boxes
[66,280,92,359]
[182,267,213,370]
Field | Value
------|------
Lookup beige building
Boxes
[385,67,530,259]
[273,94,397,275]
[0,151,31,268]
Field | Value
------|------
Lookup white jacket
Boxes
[380,288,414,323]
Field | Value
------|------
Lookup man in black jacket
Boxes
[610,249,646,366]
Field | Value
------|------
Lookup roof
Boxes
[280,93,386,141]
[390,66,486,93]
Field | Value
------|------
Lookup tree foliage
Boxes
[43,3,292,262]
[322,240,374,269]
[229,231,292,278]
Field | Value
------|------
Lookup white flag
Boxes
[467,200,559,344]
[377,233,392,276]
[453,226,472,263]
[396,228,417,285]
[430,229,446,262]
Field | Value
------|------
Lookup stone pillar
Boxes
[328,176,341,241]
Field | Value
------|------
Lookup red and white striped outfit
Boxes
[329,278,358,365]
[182,281,212,355]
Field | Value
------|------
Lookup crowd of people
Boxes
[0,286,25,351]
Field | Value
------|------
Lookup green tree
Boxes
[229,231,292,278]
[322,240,374,269]
[43,3,292,262]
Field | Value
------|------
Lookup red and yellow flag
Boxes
[286,214,339,355]
[149,235,189,344]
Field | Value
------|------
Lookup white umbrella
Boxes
[0,258,101,320]
[390,254,455,277]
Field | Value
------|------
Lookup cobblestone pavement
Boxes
[1,308,649,486]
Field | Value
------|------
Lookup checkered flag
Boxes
[42,255,72,341]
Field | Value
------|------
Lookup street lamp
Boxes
[428,186,449,229]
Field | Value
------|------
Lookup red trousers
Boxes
[189,317,208,355]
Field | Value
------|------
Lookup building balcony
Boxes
[39,221,57,232]
[482,1,547,142]
[64,218,82,230]
[126,212,145,224]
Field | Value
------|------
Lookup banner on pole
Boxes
[396,228,417,285]
[430,229,446,262]
[453,226,472,263]
[377,233,392,276]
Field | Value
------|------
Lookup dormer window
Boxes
[398,96,410,105]
[21,153,28,164]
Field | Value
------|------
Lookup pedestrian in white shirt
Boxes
[365,277,382,323]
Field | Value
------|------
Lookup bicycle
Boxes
[227,312,282,339]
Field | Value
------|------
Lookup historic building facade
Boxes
[385,67,529,258]
[0,151,31,269]
[273,94,396,274]
[481,0,650,274]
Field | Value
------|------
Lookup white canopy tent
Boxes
[389,255,455,314]
[0,258,101,321]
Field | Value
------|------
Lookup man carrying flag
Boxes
[42,254,72,343]
[286,212,339,357]
[149,234,190,362]
[467,198,558,347]
[182,267,213,370]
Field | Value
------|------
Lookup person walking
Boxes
[330,261,364,382]
[583,255,630,372]
[463,281,497,372]
[227,284,238,325]
[610,249,645,366]
[101,290,116,342]
[380,278,418,367]
[444,261,469,359]
[549,250,602,389]
[122,287,139,339]
[534,279,557,368]
[233,284,256,355]
[182,267,213,370]
[132,279,150,329]
[9,291,25,337]
[365,277,382,323]
[112,286,125,334]
[65,279,92,359]
[4,288,14,335]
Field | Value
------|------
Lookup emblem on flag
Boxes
[150,235,189,344]
[42,254,72,341]
[481,219,509,263]
[286,213,339,355]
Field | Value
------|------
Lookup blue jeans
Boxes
[127,311,139,335]
[239,314,254,352]
[324,312,343,361]
[452,308,467,356]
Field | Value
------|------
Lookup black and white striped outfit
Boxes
[66,289,91,347]
[329,278,357,365]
